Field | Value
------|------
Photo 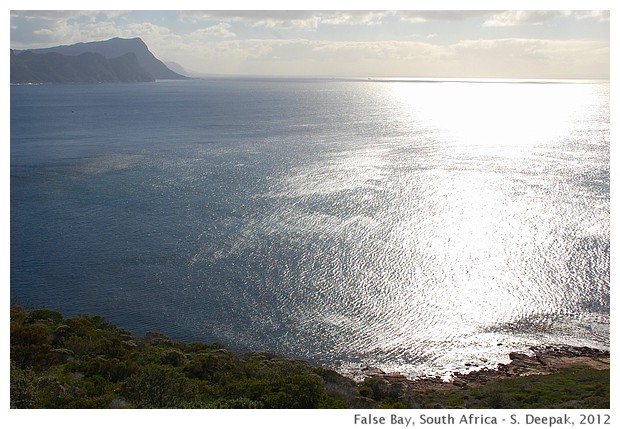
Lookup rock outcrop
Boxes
[365,345,610,393]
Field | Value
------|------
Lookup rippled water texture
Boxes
[10,79,609,378]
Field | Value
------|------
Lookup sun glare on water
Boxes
[315,80,610,375]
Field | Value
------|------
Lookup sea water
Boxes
[10,78,609,378]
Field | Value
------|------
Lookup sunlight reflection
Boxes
[370,81,607,358]
[228,80,607,377]
[387,81,600,157]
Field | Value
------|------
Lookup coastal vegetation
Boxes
[10,305,609,409]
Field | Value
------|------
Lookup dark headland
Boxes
[10,305,609,408]
[10,37,188,84]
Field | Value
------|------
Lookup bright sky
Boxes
[8,1,611,79]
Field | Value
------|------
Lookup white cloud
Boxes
[574,10,610,22]
[483,11,571,27]
[11,10,126,23]
[180,10,316,22]
[11,10,92,21]
[189,23,236,39]
[32,28,54,37]
[27,20,82,45]
[179,10,390,30]
[251,16,321,30]
[179,10,319,29]
[398,10,491,23]
[10,11,133,48]
[319,11,388,26]
[245,11,388,30]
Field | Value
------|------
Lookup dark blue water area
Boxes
[10,79,384,354]
[10,79,610,374]
[11,81,299,342]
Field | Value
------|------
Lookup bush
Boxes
[10,362,39,408]
[11,324,57,370]
[123,364,195,408]
[26,309,64,324]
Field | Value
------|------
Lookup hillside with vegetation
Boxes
[10,305,610,409]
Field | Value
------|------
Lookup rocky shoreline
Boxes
[363,346,610,393]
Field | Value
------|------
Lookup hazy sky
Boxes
[9,7,611,79]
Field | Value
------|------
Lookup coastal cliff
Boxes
[10,50,155,83]
[10,37,187,84]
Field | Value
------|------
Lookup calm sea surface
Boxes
[10,78,609,378]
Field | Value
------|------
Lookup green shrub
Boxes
[10,362,39,408]
[123,364,195,408]
[26,309,64,324]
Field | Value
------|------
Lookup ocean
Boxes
[10,78,610,379]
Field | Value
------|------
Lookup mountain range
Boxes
[11,37,188,84]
